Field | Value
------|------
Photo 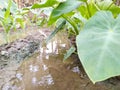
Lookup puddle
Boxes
[0,31,120,90]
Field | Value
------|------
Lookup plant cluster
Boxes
[31,0,120,83]
[0,0,28,43]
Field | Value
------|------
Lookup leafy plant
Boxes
[63,46,76,61]
[0,0,27,43]
[32,0,120,83]
[0,0,13,42]
[76,11,120,83]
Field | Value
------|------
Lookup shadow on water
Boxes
[0,31,120,90]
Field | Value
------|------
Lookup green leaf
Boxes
[0,0,18,14]
[46,20,66,43]
[48,0,83,25]
[63,46,76,61]
[0,10,4,18]
[97,0,120,17]
[76,11,120,83]
[10,1,18,14]
[0,0,10,9]
[16,18,25,29]
[4,0,12,19]
[31,0,59,9]
[36,18,47,26]
[77,2,97,19]
[79,0,87,2]
[73,12,87,29]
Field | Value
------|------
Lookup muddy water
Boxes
[0,32,120,90]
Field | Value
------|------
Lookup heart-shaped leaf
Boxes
[76,11,120,83]
[48,0,83,25]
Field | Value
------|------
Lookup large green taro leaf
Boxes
[76,11,120,83]
[48,0,83,25]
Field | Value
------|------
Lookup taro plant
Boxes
[0,0,13,43]
[0,0,27,43]
[32,0,120,83]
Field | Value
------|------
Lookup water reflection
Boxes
[43,64,48,71]
[44,41,59,54]
[38,74,54,86]
[16,73,23,81]
[71,66,80,74]
[29,65,39,72]
[45,55,49,59]
[32,77,37,84]
[8,32,72,90]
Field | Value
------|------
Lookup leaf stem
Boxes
[93,2,101,11]
[62,15,79,35]
[85,1,91,17]
[107,0,116,10]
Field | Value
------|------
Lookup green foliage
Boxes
[32,0,59,9]
[46,19,66,43]
[0,0,28,43]
[76,11,120,83]
[31,0,83,30]
[48,0,82,24]
[77,2,97,19]
[32,0,120,83]
[0,0,12,42]
[97,0,120,17]
[63,46,76,61]
[0,0,17,13]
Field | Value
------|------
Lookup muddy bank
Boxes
[0,29,48,69]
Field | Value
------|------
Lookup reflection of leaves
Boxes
[76,11,120,83]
